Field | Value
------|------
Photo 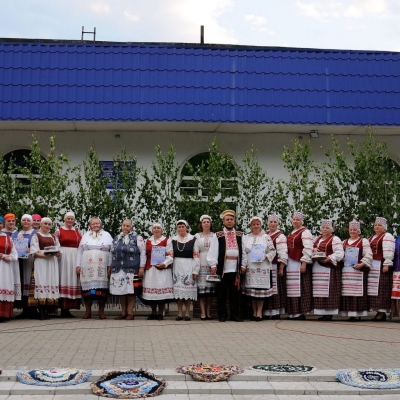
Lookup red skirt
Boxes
[341,268,368,313]
[133,275,143,297]
[368,265,392,311]
[286,266,313,315]
[313,268,342,310]
[0,301,14,319]
[264,269,287,312]
[60,298,81,310]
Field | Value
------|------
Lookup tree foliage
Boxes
[135,144,181,237]
[180,139,238,232]
[1,129,399,238]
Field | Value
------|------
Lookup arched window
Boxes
[180,152,237,201]
[2,149,43,187]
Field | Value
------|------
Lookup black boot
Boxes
[60,309,75,318]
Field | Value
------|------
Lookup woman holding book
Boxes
[15,214,36,319]
[243,216,276,321]
[194,215,216,320]
[109,219,146,320]
[142,222,174,320]
[340,220,372,321]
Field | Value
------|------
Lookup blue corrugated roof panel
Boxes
[0,40,400,125]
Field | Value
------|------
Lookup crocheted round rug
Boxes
[16,368,92,386]
[250,364,317,374]
[336,369,400,389]
[176,363,244,382]
[91,369,166,398]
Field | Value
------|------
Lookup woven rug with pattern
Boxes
[336,369,400,389]
[176,363,243,382]
[250,364,317,374]
[16,368,92,386]
[91,369,166,398]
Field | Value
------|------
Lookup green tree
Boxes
[180,139,238,232]
[72,147,114,232]
[236,146,276,232]
[349,129,400,236]
[135,143,181,237]
[18,135,75,225]
[277,138,326,235]
[321,136,357,238]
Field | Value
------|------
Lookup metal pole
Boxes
[200,25,204,44]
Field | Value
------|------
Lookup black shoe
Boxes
[15,310,30,320]
[348,317,361,322]
[229,316,243,322]
[60,310,75,318]
[157,314,164,321]
[184,316,190,321]
[205,316,212,320]
[318,315,333,321]
[372,312,386,322]
[292,314,306,320]
[269,315,281,320]
[262,315,270,320]
[219,318,226,322]
[175,316,183,321]
[147,314,156,320]
[250,315,257,321]
[200,317,207,321]
[256,317,262,322]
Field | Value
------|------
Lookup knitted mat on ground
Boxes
[16,368,92,386]
[250,364,317,374]
[336,369,400,389]
[91,369,166,398]
[176,363,244,382]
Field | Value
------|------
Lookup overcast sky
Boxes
[2,0,399,51]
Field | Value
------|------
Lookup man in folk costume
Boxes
[208,209,248,322]
[263,214,288,320]
[286,211,313,320]
[368,217,395,321]
[312,219,344,321]
[341,220,372,321]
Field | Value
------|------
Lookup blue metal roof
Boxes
[0,40,400,125]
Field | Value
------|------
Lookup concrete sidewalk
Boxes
[0,310,399,370]
[1,312,400,399]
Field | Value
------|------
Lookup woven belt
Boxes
[226,256,238,260]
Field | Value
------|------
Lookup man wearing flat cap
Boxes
[207,210,247,322]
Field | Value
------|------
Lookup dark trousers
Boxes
[217,272,240,319]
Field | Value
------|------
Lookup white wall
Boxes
[2,129,400,180]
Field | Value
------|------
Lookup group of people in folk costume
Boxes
[0,208,399,323]
[263,211,397,322]
[203,209,399,323]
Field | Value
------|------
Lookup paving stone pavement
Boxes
[0,310,399,369]
[0,309,400,398]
